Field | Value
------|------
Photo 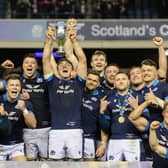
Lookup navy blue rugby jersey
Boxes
[130,87,150,119]
[142,80,168,122]
[0,97,33,145]
[152,122,168,168]
[81,89,104,139]
[101,76,114,90]
[99,76,116,96]
[100,76,105,86]
[130,87,145,103]
[105,91,142,139]
[22,72,50,128]
[45,75,85,129]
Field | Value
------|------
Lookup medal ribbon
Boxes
[116,92,130,116]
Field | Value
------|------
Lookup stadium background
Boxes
[0,1,168,70]
[0,1,168,167]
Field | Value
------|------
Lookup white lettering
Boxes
[8,116,19,121]
[83,103,93,111]
[91,24,157,37]
[149,27,156,36]
[56,89,74,94]
[25,88,44,93]
[160,25,168,36]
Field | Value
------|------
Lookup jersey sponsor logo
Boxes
[8,112,19,121]
[59,85,70,90]
[159,135,168,147]
[91,97,98,102]
[112,107,132,113]
[82,99,94,111]
[25,84,45,93]
[56,85,74,94]
[66,122,76,126]
[158,139,168,147]
[152,87,158,92]
[125,133,135,139]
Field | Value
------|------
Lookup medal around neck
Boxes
[118,116,125,123]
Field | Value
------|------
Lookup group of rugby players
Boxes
[0,18,167,168]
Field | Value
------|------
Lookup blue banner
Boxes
[0,19,168,41]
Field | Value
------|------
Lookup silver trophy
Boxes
[56,21,66,56]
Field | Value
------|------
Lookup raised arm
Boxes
[1,59,15,69]
[50,52,60,78]
[64,18,79,70]
[42,26,56,77]
[149,121,167,158]
[70,29,87,79]
[64,34,78,70]
[153,36,167,80]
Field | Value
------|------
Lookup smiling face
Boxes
[7,79,21,102]
[91,54,107,74]
[105,65,119,85]
[130,67,143,85]
[23,56,38,79]
[114,73,130,92]
[57,60,73,79]
[141,64,158,86]
[85,73,100,91]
